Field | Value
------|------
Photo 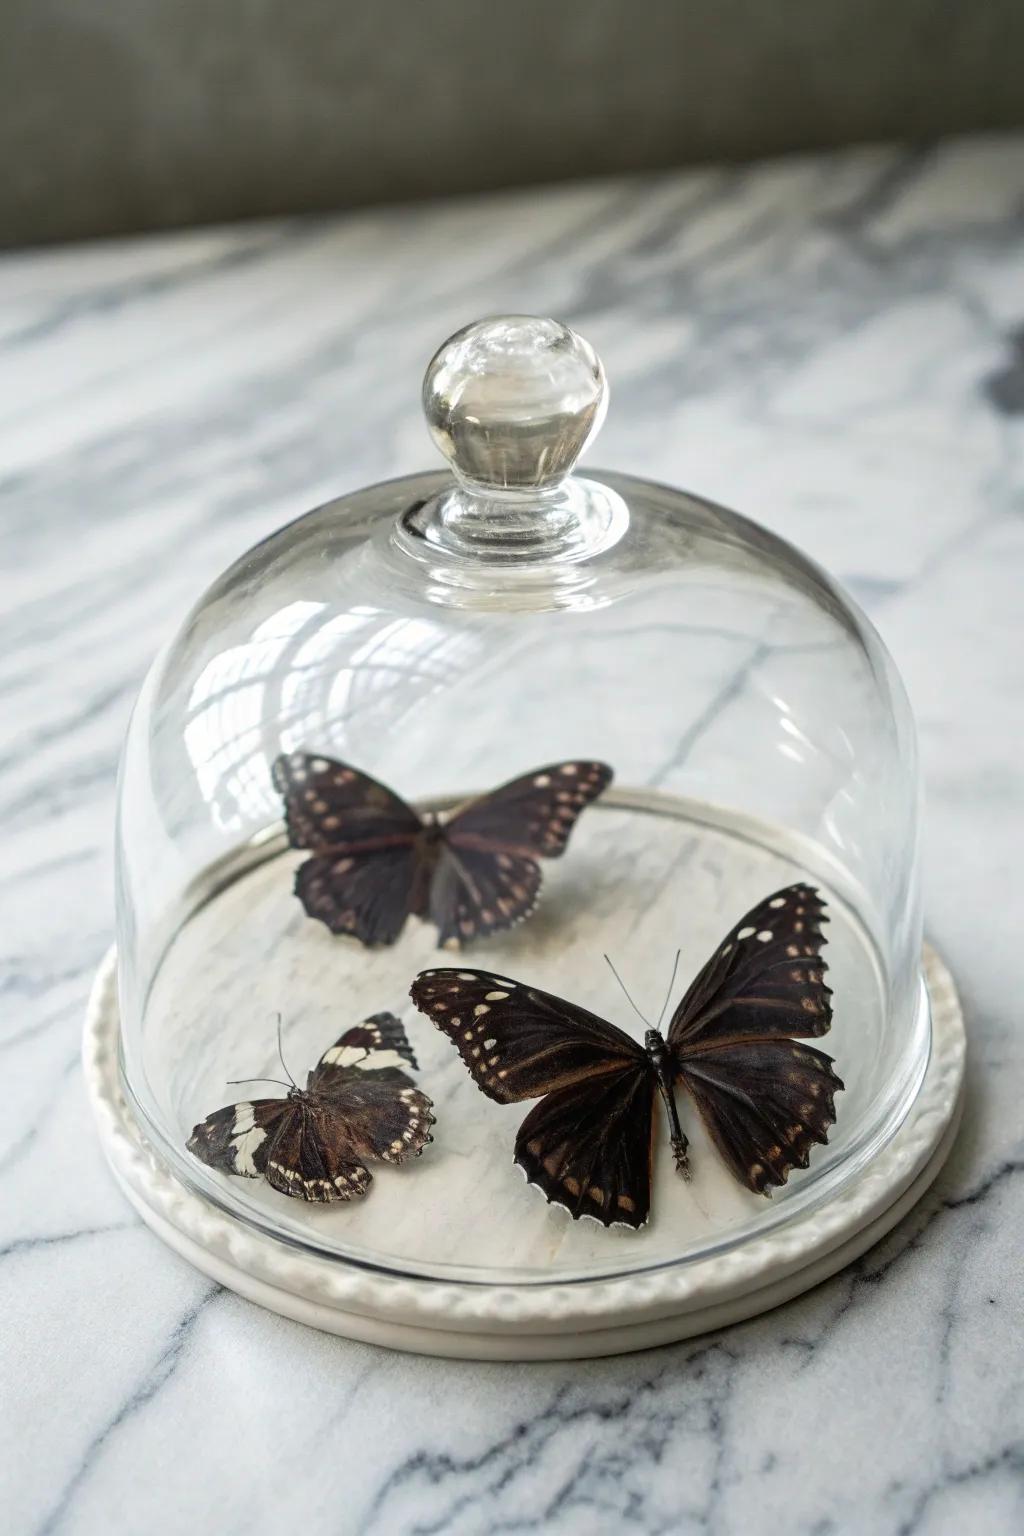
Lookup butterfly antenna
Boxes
[226,1076,294,1090]
[275,1013,298,1090]
[655,948,682,1032]
[603,954,651,1028]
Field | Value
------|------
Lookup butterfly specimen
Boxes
[272,752,613,948]
[411,884,842,1229]
[187,1013,434,1203]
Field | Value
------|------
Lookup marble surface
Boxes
[2,134,1023,1533]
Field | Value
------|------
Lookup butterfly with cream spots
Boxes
[272,752,613,948]
[411,885,841,1228]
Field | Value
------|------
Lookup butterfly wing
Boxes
[187,1095,374,1201]
[310,1012,420,1085]
[667,884,842,1195]
[428,761,613,946]
[410,967,647,1103]
[674,1039,841,1195]
[411,968,652,1224]
[304,1012,434,1168]
[445,761,614,860]
[445,761,613,860]
[272,752,422,850]
[273,753,423,945]
[293,848,418,945]
[668,884,834,1049]
[310,1076,435,1170]
[259,1101,375,1202]
[187,1097,294,1180]
[428,845,542,948]
[515,1069,655,1229]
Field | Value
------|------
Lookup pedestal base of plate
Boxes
[84,945,965,1360]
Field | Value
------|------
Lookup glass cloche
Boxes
[114,315,928,1284]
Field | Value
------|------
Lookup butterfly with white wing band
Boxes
[410,885,842,1228]
[272,752,613,948]
[187,1013,434,1203]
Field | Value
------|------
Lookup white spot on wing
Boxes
[231,1104,268,1177]
[359,1049,408,1072]
[322,1045,408,1072]
[322,1045,366,1067]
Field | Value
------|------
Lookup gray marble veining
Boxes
[1,135,1023,1533]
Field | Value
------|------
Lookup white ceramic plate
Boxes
[85,944,964,1359]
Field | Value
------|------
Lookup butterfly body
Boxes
[411,884,843,1229]
[273,753,613,948]
[187,1013,434,1203]
[644,1028,690,1175]
[401,815,444,920]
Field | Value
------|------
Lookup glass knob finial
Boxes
[423,315,608,492]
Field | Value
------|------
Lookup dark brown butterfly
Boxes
[272,752,613,948]
[187,1013,434,1203]
[410,885,841,1229]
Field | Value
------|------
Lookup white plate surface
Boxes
[85,944,964,1358]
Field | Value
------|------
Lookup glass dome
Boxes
[115,315,927,1283]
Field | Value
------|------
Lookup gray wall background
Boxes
[4,1,1023,248]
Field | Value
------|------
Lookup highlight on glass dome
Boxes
[87,310,965,1357]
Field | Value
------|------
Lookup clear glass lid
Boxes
[115,315,928,1284]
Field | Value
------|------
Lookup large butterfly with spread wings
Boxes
[187,1013,434,1203]
[411,885,842,1229]
[272,752,612,949]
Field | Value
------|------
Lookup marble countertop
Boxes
[2,135,1023,1534]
